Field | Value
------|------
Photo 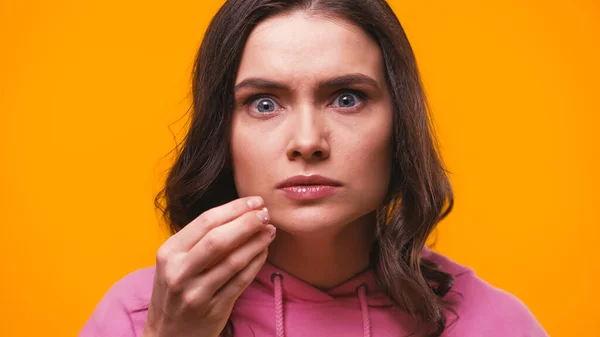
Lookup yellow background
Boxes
[1,0,598,336]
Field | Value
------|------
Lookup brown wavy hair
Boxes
[155,0,456,336]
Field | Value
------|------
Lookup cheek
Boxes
[344,115,393,202]
[230,119,253,197]
[361,134,392,185]
[230,117,276,197]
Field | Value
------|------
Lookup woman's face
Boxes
[231,11,393,236]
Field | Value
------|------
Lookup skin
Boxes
[231,11,394,288]
[141,11,394,337]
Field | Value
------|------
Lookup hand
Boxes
[141,197,275,337]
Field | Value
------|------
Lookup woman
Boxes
[80,0,547,336]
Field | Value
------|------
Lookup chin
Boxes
[270,203,369,236]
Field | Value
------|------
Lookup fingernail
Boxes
[256,208,269,223]
[247,197,263,209]
[266,224,276,238]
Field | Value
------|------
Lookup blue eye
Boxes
[333,92,361,108]
[250,97,280,114]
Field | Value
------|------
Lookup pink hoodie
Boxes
[79,248,548,337]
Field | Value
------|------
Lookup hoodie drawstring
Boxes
[272,273,285,337]
[357,284,372,337]
[271,273,372,337]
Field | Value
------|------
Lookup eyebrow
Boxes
[233,73,380,93]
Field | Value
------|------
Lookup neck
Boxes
[267,212,376,289]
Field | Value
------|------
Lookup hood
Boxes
[253,261,394,307]
[237,261,394,337]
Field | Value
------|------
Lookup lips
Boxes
[276,175,342,201]
[276,175,342,189]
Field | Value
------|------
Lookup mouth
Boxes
[276,174,342,201]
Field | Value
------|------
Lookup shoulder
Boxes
[421,248,548,337]
[78,266,155,337]
[102,266,155,311]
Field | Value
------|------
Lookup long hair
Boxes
[155,0,456,336]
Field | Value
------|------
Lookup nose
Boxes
[286,106,330,162]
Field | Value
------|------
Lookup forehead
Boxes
[235,11,385,84]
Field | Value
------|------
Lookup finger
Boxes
[167,196,264,252]
[211,248,269,312]
[202,225,275,298]
[182,208,271,276]
[174,227,273,311]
